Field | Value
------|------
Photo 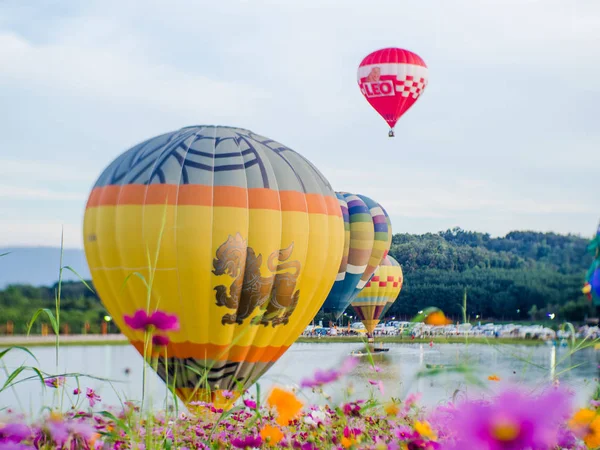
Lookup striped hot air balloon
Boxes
[351,255,403,335]
[83,126,345,408]
[321,192,392,319]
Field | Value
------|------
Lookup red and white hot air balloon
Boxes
[357,48,428,137]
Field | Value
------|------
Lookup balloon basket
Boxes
[388,129,395,138]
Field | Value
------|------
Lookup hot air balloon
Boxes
[321,192,392,319]
[584,222,600,305]
[351,255,403,336]
[83,126,345,408]
[357,47,429,137]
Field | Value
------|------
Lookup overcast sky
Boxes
[1,0,599,248]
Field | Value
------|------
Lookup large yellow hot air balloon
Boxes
[83,126,344,407]
[351,255,403,335]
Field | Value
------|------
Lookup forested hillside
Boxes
[385,228,593,321]
[0,228,594,334]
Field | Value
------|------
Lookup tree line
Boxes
[0,228,595,334]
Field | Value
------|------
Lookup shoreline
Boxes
[0,334,563,348]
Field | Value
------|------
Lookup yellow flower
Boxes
[414,420,437,440]
[341,436,353,448]
[569,408,600,448]
[384,402,400,416]
[488,375,501,381]
[260,424,284,446]
[266,386,304,426]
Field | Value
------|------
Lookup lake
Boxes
[1,341,598,413]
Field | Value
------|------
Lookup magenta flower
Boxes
[73,388,81,395]
[86,388,101,408]
[243,399,257,409]
[0,423,32,443]
[440,387,572,450]
[44,377,65,389]
[152,334,170,347]
[394,425,418,441]
[123,309,180,332]
[231,434,262,448]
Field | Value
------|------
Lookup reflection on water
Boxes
[1,342,598,413]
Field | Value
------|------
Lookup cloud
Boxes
[0,185,85,201]
[0,31,269,119]
[0,159,96,182]
[0,219,81,248]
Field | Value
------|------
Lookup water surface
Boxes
[1,342,597,414]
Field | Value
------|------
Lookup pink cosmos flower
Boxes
[300,356,358,388]
[44,377,65,389]
[222,390,235,400]
[368,379,385,395]
[123,309,180,332]
[152,334,170,347]
[243,399,257,409]
[439,387,573,450]
[46,418,95,446]
[86,388,101,408]
[73,388,81,395]
[403,392,422,413]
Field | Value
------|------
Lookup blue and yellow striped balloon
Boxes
[321,192,392,318]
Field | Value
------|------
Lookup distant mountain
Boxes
[0,247,90,288]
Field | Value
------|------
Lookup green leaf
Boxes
[122,272,149,291]
[61,266,95,293]
[26,308,59,336]
[0,346,39,364]
[0,366,27,393]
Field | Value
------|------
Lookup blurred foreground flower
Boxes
[260,424,283,445]
[152,334,170,347]
[488,375,500,382]
[123,309,180,332]
[569,408,600,448]
[300,356,358,388]
[266,387,303,426]
[440,387,572,450]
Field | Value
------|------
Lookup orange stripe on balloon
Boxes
[86,184,341,216]
[131,340,290,363]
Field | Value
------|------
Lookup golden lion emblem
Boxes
[212,233,301,327]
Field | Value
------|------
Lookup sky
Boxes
[1,0,599,249]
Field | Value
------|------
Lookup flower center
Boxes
[491,418,520,442]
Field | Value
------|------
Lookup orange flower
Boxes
[266,386,304,426]
[424,311,452,326]
[341,436,354,448]
[488,375,500,382]
[260,424,284,446]
[569,408,600,448]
